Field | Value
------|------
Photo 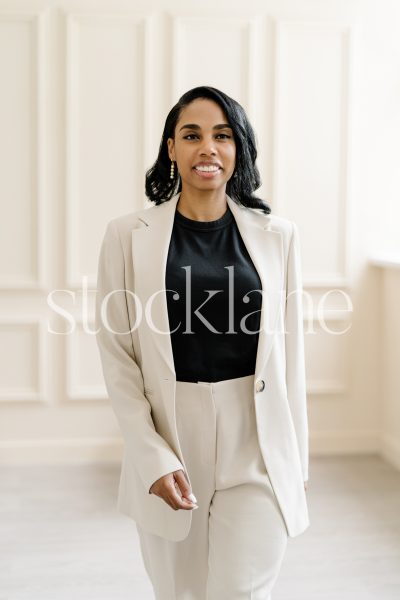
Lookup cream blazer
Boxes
[95,191,310,541]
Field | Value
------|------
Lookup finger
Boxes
[160,478,187,510]
[174,481,198,509]
[171,481,198,510]
[164,480,198,511]
[161,492,198,511]
[173,470,193,500]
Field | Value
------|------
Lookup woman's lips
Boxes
[193,167,222,179]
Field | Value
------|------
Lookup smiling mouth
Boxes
[193,166,222,172]
[193,166,223,178]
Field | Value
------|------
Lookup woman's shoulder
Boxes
[106,203,156,237]
[248,207,295,238]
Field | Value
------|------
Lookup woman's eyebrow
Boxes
[178,123,232,132]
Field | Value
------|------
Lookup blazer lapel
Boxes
[131,192,283,383]
[227,197,284,382]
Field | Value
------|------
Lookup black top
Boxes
[165,204,263,383]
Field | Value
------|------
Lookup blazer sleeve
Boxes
[285,221,309,482]
[95,219,185,494]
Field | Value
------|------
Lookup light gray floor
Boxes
[1,455,400,599]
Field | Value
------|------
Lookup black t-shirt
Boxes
[165,204,262,383]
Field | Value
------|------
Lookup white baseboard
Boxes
[380,432,400,472]
[0,432,399,473]
[0,437,123,464]
[309,430,380,454]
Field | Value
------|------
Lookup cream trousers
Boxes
[136,374,288,599]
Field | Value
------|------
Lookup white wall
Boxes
[0,0,399,471]
[380,268,400,470]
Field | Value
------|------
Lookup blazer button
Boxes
[255,379,265,393]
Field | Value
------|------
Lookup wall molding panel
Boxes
[65,10,152,288]
[0,317,47,403]
[272,19,357,289]
[0,10,47,290]
[170,14,260,116]
[65,316,108,401]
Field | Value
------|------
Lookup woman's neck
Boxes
[176,190,228,222]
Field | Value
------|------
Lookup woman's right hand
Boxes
[149,469,198,511]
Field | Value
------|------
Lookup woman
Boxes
[95,85,310,599]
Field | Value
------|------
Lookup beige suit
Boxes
[95,191,310,542]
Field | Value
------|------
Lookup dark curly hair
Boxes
[145,86,271,214]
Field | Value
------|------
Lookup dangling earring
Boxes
[170,160,175,179]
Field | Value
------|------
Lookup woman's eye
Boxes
[183,133,231,140]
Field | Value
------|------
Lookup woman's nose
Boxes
[199,136,217,153]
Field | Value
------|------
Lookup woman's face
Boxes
[167,98,236,195]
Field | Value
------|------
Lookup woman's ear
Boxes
[167,137,175,161]
[167,138,173,160]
